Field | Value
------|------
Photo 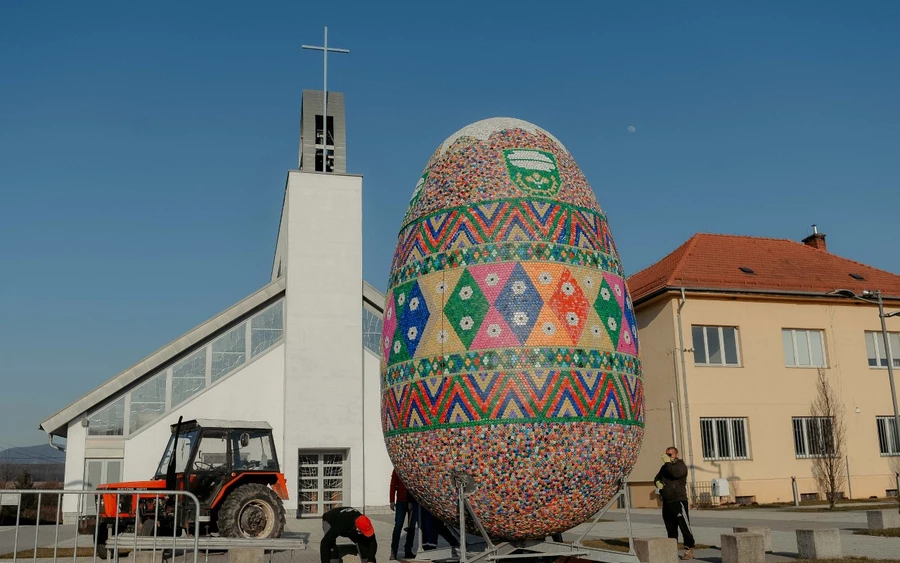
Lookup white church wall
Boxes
[120,344,285,484]
[363,348,393,511]
[283,171,364,517]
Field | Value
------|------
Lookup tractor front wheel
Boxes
[216,484,285,539]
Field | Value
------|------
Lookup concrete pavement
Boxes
[1,506,898,562]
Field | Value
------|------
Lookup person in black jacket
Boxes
[320,506,378,563]
[654,446,695,560]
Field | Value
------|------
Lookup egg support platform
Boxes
[410,471,640,563]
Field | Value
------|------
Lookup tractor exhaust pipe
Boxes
[166,416,184,491]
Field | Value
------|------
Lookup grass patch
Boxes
[581,539,710,553]
[853,527,900,537]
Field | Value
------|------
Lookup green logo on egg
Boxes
[503,149,561,197]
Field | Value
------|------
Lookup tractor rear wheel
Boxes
[216,483,285,539]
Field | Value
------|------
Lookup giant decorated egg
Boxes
[380,118,644,540]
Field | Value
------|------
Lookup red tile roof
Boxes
[627,233,900,304]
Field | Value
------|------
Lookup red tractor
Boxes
[83,417,288,557]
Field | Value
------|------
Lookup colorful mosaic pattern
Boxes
[381,118,644,540]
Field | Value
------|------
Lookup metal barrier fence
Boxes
[0,489,201,563]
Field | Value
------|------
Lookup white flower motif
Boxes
[566,312,580,326]
[393,341,401,354]
[626,296,632,309]
[561,282,575,296]
[436,282,447,294]
[407,326,418,340]
[591,325,602,337]
[539,272,553,285]
[512,281,526,295]
[600,287,611,301]
[542,322,557,336]
[397,293,406,306]
[584,277,594,289]
[384,336,391,347]
[513,312,529,326]
[386,307,393,320]
[624,332,632,344]
[459,286,474,300]
[460,316,474,331]
[487,324,502,338]
[608,317,618,331]
[614,284,622,297]
[437,330,449,344]
[409,297,420,311]
[485,273,500,286]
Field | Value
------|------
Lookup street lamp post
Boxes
[829,289,900,454]
[869,290,900,455]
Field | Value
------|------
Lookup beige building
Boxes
[626,230,900,507]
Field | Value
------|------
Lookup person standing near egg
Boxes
[654,447,695,560]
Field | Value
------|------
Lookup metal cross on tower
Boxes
[302,26,350,172]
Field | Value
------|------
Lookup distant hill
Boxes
[0,444,65,465]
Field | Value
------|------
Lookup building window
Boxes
[211,323,246,382]
[129,372,167,434]
[362,305,383,356]
[171,349,207,408]
[315,115,335,146]
[865,332,900,369]
[86,397,125,436]
[315,149,335,173]
[251,300,284,357]
[876,416,900,456]
[700,418,750,460]
[692,326,740,366]
[782,329,826,368]
[792,416,834,458]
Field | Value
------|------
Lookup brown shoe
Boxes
[682,548,694,560]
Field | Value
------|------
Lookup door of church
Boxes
[297,450,347,517]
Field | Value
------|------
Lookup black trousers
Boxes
[662,501,694,548]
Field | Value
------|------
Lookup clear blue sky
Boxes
[1,0,898,448]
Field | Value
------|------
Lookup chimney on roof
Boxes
[802,224,827,252]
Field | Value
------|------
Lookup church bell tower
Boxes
[298,90,347,174]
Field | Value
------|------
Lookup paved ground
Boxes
[1,506,898,562]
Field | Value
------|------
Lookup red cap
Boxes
[355,515,375,537]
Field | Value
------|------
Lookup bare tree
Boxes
[809,368,848,509]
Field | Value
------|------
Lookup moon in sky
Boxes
[627,125,636,133]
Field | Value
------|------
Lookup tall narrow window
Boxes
[876,416,900,456]
[700,417,750,460]
[782,329,827,367]
[865,332,900,368]
[692,326,741,366]
[315,115,335,146]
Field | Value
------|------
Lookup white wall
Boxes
[283,171,364,515]
[363,349,392,510]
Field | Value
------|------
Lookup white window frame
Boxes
[792,416,834,458]
[700,417,750,460]
[782,329,827,368]
[865,331,900,369]
[692,326,742,367]
[876,416,900,456]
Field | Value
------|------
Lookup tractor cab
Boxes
[153,418,286,508]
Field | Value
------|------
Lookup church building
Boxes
[38,90,395,520]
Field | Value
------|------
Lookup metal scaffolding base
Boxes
[411,475,640,563]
